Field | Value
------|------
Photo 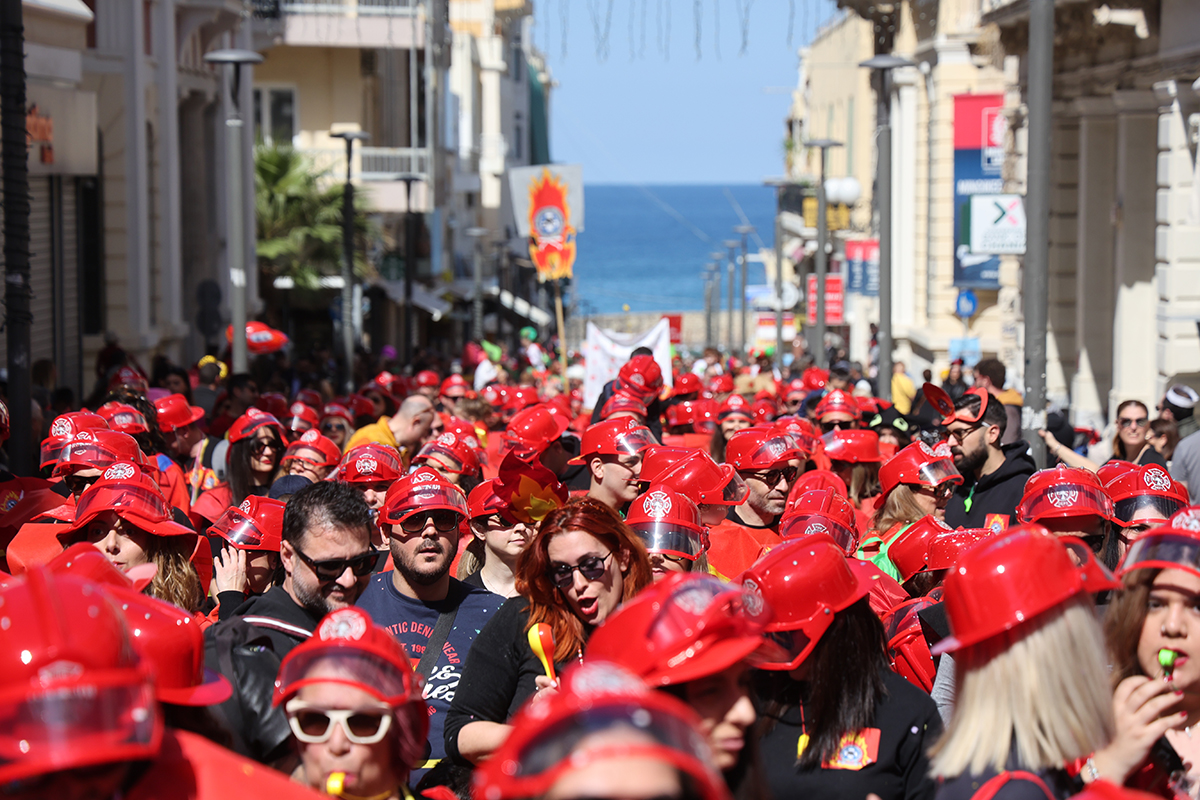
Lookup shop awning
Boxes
[381,280,453,322]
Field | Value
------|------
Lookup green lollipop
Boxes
[1160,648,1178,679]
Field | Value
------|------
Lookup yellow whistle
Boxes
[528,623,557,683]
[326,772,346,796]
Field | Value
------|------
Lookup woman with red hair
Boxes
[444,497,653,766]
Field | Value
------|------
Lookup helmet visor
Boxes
[630,522,707,561]
[380,483,469,524]
[1121,532,1200,581]
[414,441,473,475]
[1019,483,1112,523]
[612,427,657,457]
[758,627,816,671]
[913,458,963,489]
[779,513,858,555]
[715,469,749,505]
[107,410,148,433]
[1115,495,1185,525]
[39,438,68,469]
[276,650,418,707]
[74,484,171,525]
[209,507,272,549]
[283,443,338,470]
[52,442,123,477]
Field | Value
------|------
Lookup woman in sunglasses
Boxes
[191,409,285,532]
[446,498,653,765]
[320,403,356,451]
[1112,400,1168,468]
[275,606,429,799]
[709,395,754,464]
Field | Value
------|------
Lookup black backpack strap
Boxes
[415,583,464,681]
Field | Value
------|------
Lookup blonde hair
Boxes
[930,595,1113,778]
[871,484,928,535]
[145,535,205,613]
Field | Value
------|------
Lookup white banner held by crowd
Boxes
[581,318,673,410]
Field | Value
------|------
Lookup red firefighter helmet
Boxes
[709,374,735,394]
[255,392,290,420]
[502,386,542,418]
[801,367,829,392]
[97,402,150,436]
[53,429,147,478]
[209,496,286,553]
[336,443,403,484]
[666,399,716,432]
[280,430,343,473]
[618,355,664,401]
[673,373,703,397]
[772,416,820,457]
[814,389,861,422]
[379,469,469,526]
[41,411,109,469]
[467,478,505,521]
[569,418,656,465]
[821,429,883,463]
[625,486,708,562]
[787,469,849,503]
[779,488,861,555]
[109,365,149,393]
[504,405,572,460]
[414,369,441,389]
[717,394,754,421]
[345,393,378,420]
[640,447,749,506]
[1103,464,1188,526]
[292,388,324,412]
[440,374,469,398]
[227,408,285,444]
[1016,465,1115,524]
[751,399,777,424]
[282,401,321,436]
[724,429,801,472]
[413,431,482,478]
[882,594,941,692]
[878,441,963,499]
[320,403,356,429]
[925,527,993,571]
[153,394,205,433]
[600,390,649,421]
[887,515,955,583]
[1117,507,1200,581]
[61,462,196,543]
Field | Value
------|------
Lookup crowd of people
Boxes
[4,342,1200,800]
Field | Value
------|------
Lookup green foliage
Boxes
[255,143,377,289]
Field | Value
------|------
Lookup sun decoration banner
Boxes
[508,164,584,284]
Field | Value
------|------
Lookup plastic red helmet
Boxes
[878,441,963,499]
[709,374,735,394]
[801,367,829,392]
[97,401,149,435]
[673,373,703,397]
[281,429,343,472]
[1103,464,1188,526]
[153,393,204,433]
[773,416,820,456]
[717,393,754,420]
[815,389,861,421]
[618,355,664,398]
[855,395,881,416]
[0,569,162,786]
[46,541,157,593]
[934,526,1120,655]
[1117,507,1200,581]
[373,371,399,394]
[883,595,940,692]
[109,365,149,393]
[321,402,356,428]
[600,390,649,420]
[107,583,232,706]
[887,515,955,583]
[293,388,324,411]
[504,405,571,460]
[925,527,993,571]
[441,416,485,449]
[473,661,731,800]
[209,496,286,552]
[740,536,877,670]
[751,399,777,424]
[481,384,507,409]
[345,393,377,419]
[380,469,469,525]
[1017,465,1115,524]
[586,573,774,686]
[665,399,706,428]
[1096,460,1136,487]
[256,392,290,420]
[52,429,147,478]
[337,443,403,484]
[821,429,882,463]
[640,447,749,506]
[413,431,482,477]
[415,369,441,388]
[625,486,708,562]
[283,401,321,435]
[723,429,802,472]
[42,411,110,468]
[779,488,860,556]
[503,386,542,416]
[569,417,656,464]
[227,408,285,444]
[467,478,505,520]
[62,461,196,541]
[440,374,469,398]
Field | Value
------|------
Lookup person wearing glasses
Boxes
[571,417,657,513]
[813,389,862,433]
[319,403,356,451]
[445,498,653,767]
[942,388,1036,531]
[206,480,376,765]
[191,409,285,532]
[864,442,963,573]
[1015,465,1121,570]
[706,428,803,581]
[356,470,504,781]
[275,606,429,800]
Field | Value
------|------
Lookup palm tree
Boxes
[254,143,375,289]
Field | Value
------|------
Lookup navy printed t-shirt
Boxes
[356,572,503,781]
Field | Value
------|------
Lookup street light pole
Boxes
[466,227,489,342]
[735,224,754,356]
[331,130,369,394]
[205,49,264,376]
[803,140,843,370]
[710,251,726,352]
[723,240,739,359]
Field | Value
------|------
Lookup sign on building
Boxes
[968,194,1026,254]
[805,274,845,326]
[845,239,879,296]
[953,95,1006,289]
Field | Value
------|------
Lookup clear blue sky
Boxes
[540,0,842,185]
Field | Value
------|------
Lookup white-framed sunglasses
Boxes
[285,699,393,744]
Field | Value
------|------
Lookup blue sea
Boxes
[570,184,778,314]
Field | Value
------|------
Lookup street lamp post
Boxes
[396,174,420,363]
[710,251,727,352]
[466,227,489,342]
[331,130,369,394]
[735,224,754,356]
[703,265,715,350]
[764,177,794,374]
[860,54,914,401]
[204,49,264,376]
[723,240,739,358]
[803,139,843,370]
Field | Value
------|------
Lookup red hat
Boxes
[718,394,754,420]
[1104,464,1188,526]
[673,373,702,396]
[878,441,963,499]
[502,386,541,416]
[724,429,802,472]
[293,388,324,411]
[751,399,777,424]
[107,583,232,706]
[415,369,441,388]
[374,371,399,394]
[281,429,343,472]
[814,389,861,421]
[413,431,482,477]
[108,365,149,393]
[440,374,469,398]
[787,469,849,501]
[887,515,955,583]
[599,390,648,420]
[255,392,290,420]
[854,395,881,416]
[46,541,156,593]
[618,355,663,398]
[0,569,162,786]
[586,573,775,686]
[821,429,882,463]
[321,402,355,428]
[283,401,321,435]
[665,399,716,432]
[379,469,469,526]
[801,367,829,392]
[473,661,730,800]
[940,386,992,426]
[740,536,877,670]
[772,416,820,456]
[779,488,860,555]
[336,443,402,484]
[625,486,707,562]
[441,416,485,451]
[640,447,749,506]
[883,595,940,691]
[467,478,505,520]
[96,402,149,436]
[209,496,286,552]
[61,462,196,542]
[933,525,1119,655]
[345,393,377,419]
[1017,465,1115,524]
[504,405,572,460]
[709,374,735,394]
[1117,507,1200,581]
[570,417,656,465]
[227,408,285,444]
[52,429,147,478]
[481,383,508,409]
[42,411,109,469]
[153,394,204,433]
[926,527,993,571]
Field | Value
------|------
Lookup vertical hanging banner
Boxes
[508,165,585,283]
[953,95,1005,289]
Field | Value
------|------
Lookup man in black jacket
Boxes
[943,389,1036,531]
[205,480,376,765]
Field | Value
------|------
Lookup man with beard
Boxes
[942,387,1036,530]
[205,480,376,764]
[356,469,504,781]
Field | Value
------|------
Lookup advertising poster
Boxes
[953,95,1006,288]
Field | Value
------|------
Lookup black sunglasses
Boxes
[320,421,348,433]
[64,473,101,496]
[251,438,282,456]
[548,551,614,589]
[749,466,799,487]
[399,510,461,534]
[820,420,855,433]
[293,545,376,582]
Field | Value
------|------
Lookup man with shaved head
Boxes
[345,393,441,465]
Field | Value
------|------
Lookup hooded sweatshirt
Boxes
[943,440,1037,530]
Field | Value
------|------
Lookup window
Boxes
[252,87,297,145]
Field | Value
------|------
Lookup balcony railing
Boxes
[300,146,430,182]
[254,0,417,16]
